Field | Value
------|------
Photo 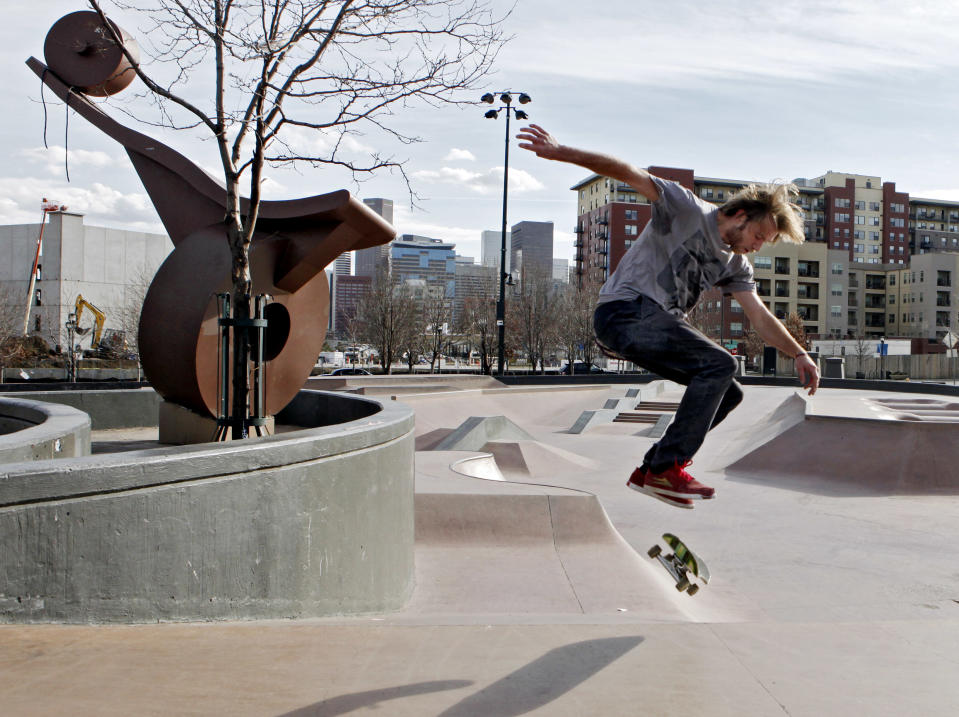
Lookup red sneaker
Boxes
[626,466,694,509]
[630,461,715,501]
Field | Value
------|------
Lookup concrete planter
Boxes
[0,390,415,623]
[0,397,91,464]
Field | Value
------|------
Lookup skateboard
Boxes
[647,533,710,596]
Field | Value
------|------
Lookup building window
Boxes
[835,213,850,223]
[34,315,41,332]
[754,256,772,270]
[34,289,41,306]
[625,224,638,236]
[831,306,842,318]
[835,198,850,208]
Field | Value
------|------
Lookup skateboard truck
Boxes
[647,532,710,596]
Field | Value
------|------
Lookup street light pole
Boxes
[482,91,530,376]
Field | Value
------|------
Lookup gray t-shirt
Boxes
[597,176,755,316]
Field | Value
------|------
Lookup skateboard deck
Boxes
[647,532,709,596]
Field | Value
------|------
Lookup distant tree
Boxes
[420,293,452,373]
[743,329,765,369]
[512,268,559,373]
[556,279,601,372]
[355,266,417,374]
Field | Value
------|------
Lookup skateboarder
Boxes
[517,124,820,509]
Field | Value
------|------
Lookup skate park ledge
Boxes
[0,389,416,624]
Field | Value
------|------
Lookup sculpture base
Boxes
[159,400,274,444]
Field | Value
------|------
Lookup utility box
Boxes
[824,356,845,379]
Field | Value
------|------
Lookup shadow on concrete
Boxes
[279,680,473,716]
[436,636,644,717]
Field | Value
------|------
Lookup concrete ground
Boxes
[3,380,959,716]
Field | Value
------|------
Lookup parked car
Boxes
[560,361,607,374]
[328,367,372,376]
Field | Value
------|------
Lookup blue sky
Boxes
[4,1,959,264]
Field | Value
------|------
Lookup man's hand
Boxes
[796,354,820,395]
[516,124,566,161]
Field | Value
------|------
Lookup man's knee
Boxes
[723,379,744,410]
[704,347,739,379]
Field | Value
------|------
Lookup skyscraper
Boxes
[481,229,511,273]
[355,198,394,277]
[510,220,553,278]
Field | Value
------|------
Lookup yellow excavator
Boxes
[74,295,106,349]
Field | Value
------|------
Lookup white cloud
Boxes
[443,148,476,162]
[504,0,959,89]
[0,176,161,232]
[17,146,120,175]
[274,125,375,158]
[412,166,544,195]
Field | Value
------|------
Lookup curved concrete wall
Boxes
[0,397,90,464]
[0,390,415,624]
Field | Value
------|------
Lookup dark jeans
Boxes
[593,297,743,473]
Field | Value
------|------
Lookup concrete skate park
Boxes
[2,374,959,716]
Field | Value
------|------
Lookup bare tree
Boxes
[511,268,559,374]
[556,279,600,372]
[356,266,417,374]
[420,293,452,373]
[743,329,764,370]
[460,294,496,374]
[84,0,507,428]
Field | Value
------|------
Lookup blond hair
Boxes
[720,182,805,244]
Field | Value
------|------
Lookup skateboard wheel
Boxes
[687,584,699,596]
[647,545,662,559]
[676,577,690,592]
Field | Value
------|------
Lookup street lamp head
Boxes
[518,93,531,104]
[480,92,495,104]
[484,109,499,119]
[499,92,512,104]
[514,110,528,120]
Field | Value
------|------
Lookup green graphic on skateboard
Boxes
[647,533,710,596]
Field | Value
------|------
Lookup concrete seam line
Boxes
[0,429,414,510]
[546,495,586,615]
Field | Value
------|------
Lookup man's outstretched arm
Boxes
[516,124,660,202]
[734,290,820,395]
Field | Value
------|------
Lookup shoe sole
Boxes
[627,481,694,509]
[635,483,714,500]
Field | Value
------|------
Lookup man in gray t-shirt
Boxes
[518,124,819,509]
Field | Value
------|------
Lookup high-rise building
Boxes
[355,198,394,278]
[453,261,496,326]
[333,251,351,276]
[510,220,553,278]
[331,273,371,337]
[481,229,510,273]
[391,234,456,298]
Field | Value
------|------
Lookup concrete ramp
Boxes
[728,414,959,495]
[708,392,808,470]
[479,439,602,479]
[411,490,694,619]
[433,415,535,451]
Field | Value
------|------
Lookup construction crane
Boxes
[23,198,67,336]
[74,294,106,349]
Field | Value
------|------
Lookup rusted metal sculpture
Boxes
[28,12,395,424]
